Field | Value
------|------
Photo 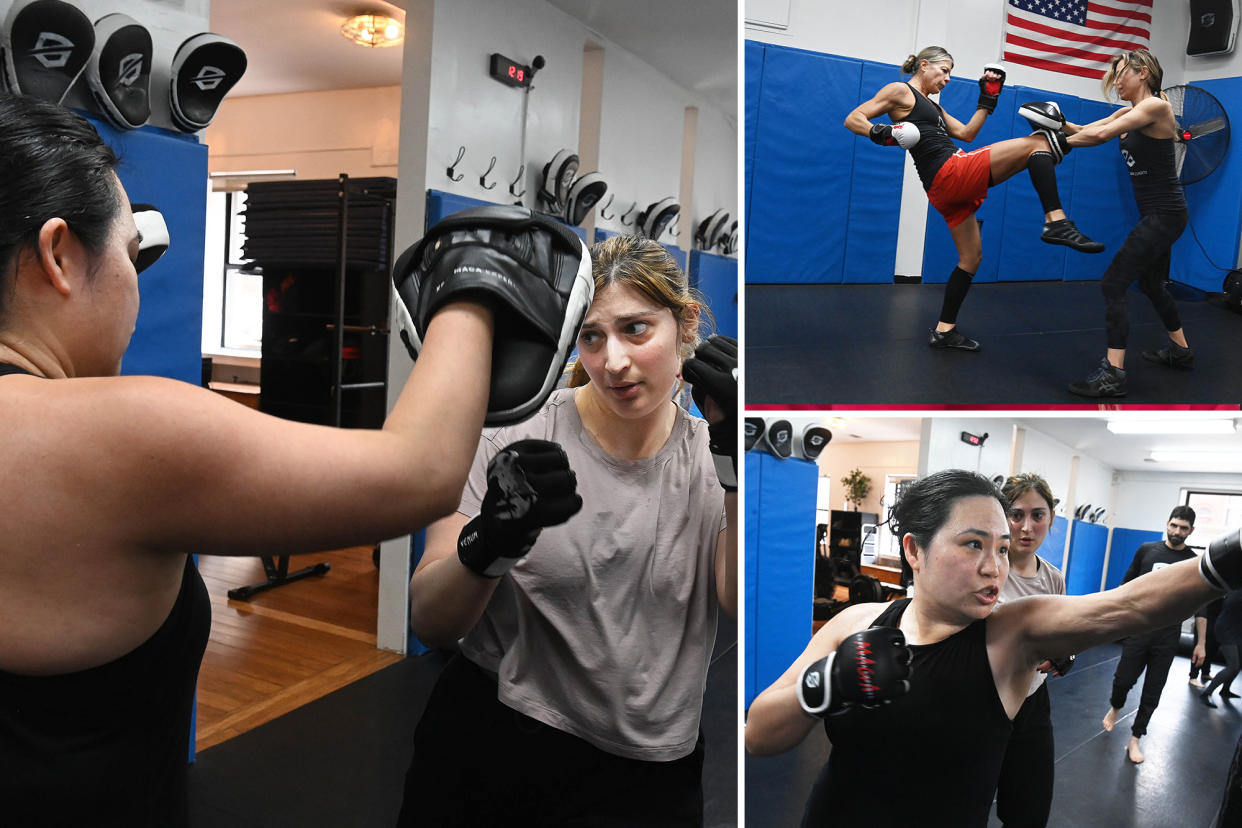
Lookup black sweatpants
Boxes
[1100,211,1187,350]
[397,654,705,827]
[1205,644,1241,697]
[1109,625,1181,737]
[995,682,1054,828]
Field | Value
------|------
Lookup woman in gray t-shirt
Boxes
[397,234,738,826]
[994,472,1067,828]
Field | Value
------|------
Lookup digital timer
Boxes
[489,53,531,88]
[960,431,988,447]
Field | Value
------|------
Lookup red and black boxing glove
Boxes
[977,63,1007,114]
[797,627,913,717]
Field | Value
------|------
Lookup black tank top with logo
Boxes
[1119,129,1186,215]
[894,83,959,191]
[0,362,212,827]
[802,598,1013,827]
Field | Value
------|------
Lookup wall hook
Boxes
[670,221,681,238]
[619,201,637,226]
[446,145,466,182]
[509,164,526,198]
[480,156,498,189]
[598,193,615,220]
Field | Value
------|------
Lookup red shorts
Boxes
[927,147,992,229]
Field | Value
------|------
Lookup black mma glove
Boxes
[977,63,1006,114]
[797,627,913,717]
[682,335,738,492]
[869,123,897,146]
[1046,654,1076,677]
[457,440,583,578]
[1200,529,1242,591]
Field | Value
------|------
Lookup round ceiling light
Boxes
[340,14,404,48]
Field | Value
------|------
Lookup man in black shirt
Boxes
[1101,505,1197,763]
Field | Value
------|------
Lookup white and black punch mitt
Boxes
[132,204,169,274]
[392,206,594,425]
[1,0,94,103]
[168,32,247,132]
[86,13,152,130]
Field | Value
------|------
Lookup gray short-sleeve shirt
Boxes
[456,388,727,761]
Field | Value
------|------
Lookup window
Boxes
[1185,490,1242,549]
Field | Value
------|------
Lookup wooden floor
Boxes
[194,547,402,752]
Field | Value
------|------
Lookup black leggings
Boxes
[1206,644,1241,697]
[995,682,1054,828]
[1109,625,1181,737]
[397,654,705,827]
[1100,211,1187,350]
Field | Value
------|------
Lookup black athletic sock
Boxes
[938,266,975,325]
[1027,151,1062,215]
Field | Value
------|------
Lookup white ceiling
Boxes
[209,0,738,114]
[779,414,1242,475]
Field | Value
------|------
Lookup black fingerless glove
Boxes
[458,439,583,577]
[682,335,738,491]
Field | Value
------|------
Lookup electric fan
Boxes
[1164,84,1231,185]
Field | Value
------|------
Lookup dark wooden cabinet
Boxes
[246,175,397,429]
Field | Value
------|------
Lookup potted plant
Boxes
[841,468,872,511]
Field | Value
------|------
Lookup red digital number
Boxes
[516,68,524,82]
[508,65,517,78]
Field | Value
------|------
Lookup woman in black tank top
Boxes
[1058,50,1194,398]
[844,46,1104,354]
[0,95,524,825]
[746,469,1230,827]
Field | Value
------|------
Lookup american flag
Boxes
[1003,0,1152,79]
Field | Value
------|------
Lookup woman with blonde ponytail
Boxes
[1060,49,1194,397]
[845,46,1104,354]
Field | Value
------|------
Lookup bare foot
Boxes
[1127,738,1144,764]
[1102,707,1119,732]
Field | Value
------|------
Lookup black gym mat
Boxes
[744,642,1242,827]
[187,614,738,827]
[745,282,1242,406]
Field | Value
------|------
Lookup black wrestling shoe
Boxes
[1041,219,1105,253]
[1068,358,1127,398]
[1201,691,1219,708]
[1140,343,1194,370]
[928,327,980,352]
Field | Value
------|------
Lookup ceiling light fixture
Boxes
[1106,418,1237,435]
[1148,450,1242,465]
[340,14,404,48]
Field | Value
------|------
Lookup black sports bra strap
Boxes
[0,363,34,378]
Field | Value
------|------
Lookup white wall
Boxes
[401,0,738,249]
[922,417,1017,481]
[817,439,921,515]
[744,0,1215,278]
[1113,470,1242,532]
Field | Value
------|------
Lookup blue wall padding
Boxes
[745,40,764,239]
[1036,514,1070,572]
[94,118,206,385]
[996,91,1084,282]
[1171,76,1242,292]
[1104,528,1163,591]
[841,61,909,283]
[744,451,761,707]
[1064,520,1109,595]
[746,450,818,708]
[425,190,587,243]
[746,46,864,284]
[919,76,1021,285]
[689,250,738,339]
[1062,100,1142,282]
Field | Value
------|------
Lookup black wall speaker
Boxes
[1188,0,1239,56]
